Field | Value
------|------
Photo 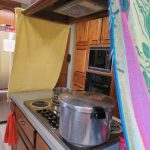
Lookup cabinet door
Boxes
[36,134,51,150]
[76,21,89,45]
[16,133,28,150]
[15,107,35,146]
[89,18,102,45]
[72,72,86,91]
[73,46,88,73]
[101,17,110,46]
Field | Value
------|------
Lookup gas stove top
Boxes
[24,98,122,150]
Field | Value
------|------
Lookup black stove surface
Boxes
[24,99,122,150]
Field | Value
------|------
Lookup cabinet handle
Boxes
[77,49,85,50]
[20,120,26,126]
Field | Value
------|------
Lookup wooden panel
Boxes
[101,17,110,46]
[72,72,86,91]
[0,9,15,27]
[36,133,51,150]
[73,46,88,73]
[76,21,89,45]
[16,133,28,150]
[17,123,34,150]
[110,70,120,118]
[15,106,35,146]
[73,72,86,85]
[72,84,85,91]
[89,18,102,45]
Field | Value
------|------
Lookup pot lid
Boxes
[59,92,115,111]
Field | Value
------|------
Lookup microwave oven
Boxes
[88,46,112,73]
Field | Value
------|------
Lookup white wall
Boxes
[0,31,13,89]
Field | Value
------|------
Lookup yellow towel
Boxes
[8,8,70,94]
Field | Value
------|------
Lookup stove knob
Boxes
[55,124,59,129]
[48,116,53,121]
[49,113,54,117]
[53,115,57,119]
[44,113,50,118]
[51,120,57,127]
[41,109,47,114]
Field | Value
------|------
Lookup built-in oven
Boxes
[85,72,111,95]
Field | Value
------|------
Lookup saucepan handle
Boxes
[90,107,106,119]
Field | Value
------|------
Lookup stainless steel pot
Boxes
[59,92,115,147]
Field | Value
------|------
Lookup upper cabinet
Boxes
[76,21,89,46]
[88,18,102,45]
[76,17,110,46]
[101,17,110,46]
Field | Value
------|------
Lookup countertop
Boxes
[10,90,120,150]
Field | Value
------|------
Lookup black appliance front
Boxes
[85,72,111,95]
[88,47,112,73]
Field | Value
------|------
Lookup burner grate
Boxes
[110,120,122,134]
[31,101,49,108]
[37,109,59,129]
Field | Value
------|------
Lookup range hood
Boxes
[54,0,107,18]
[23,0,108,24]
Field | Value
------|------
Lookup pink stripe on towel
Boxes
[121,12,150,149]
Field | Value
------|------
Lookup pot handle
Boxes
[90,107,106,119]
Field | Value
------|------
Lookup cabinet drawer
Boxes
[36,133,51,150]
[15,106,35,146]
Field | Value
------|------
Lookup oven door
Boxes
[85,73,111,95]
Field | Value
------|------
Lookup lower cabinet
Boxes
[17,133,28,150]
[36,134,51,150]
[12,105,52,150]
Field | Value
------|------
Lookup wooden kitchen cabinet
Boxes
[16,133,28,150]
[72,72,86,91]
[36,134,51,150]
[12,105,53,150]
[73,17,119,118]
[15,106,35,146]
[72,45,88,91]
[73,45,88,73]
[101,17,110,46]
[88,18,102,45]
[12,106,35,150]
[76,21,89,45]
[76,17,110,47]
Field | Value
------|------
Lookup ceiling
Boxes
[0,0,22,11]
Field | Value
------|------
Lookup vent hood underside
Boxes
[23,0,108,24]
